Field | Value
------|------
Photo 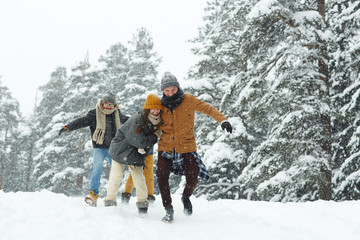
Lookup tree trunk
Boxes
[25,143,34,192]
[1,129,9,190]
[0,157,3,190]
[317,0,332,200]
[76,175,83,189]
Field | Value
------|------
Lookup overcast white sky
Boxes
[0,0,208,116]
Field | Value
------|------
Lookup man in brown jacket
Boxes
[157,72,232,223]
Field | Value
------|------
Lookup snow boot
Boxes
[84,190,98,207]
[136,200,149,217]
[121,192,131,204]
[181,196,193,215]
[162,208,174,223]
[138,207,148,217]
[104,199,117,207]
[147,195,156,205]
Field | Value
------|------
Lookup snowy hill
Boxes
[1,190,359,240]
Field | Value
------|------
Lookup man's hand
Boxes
[221,121,232,133]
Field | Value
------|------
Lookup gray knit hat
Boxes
[161,72,179,91]
[102,92,116,104]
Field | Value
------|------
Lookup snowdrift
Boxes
[1,190,359,240]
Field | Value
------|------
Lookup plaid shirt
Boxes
[161,150,210,182]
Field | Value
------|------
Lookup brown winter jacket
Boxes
[158,93,227,153]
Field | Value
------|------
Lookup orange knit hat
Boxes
[144,94,162,110]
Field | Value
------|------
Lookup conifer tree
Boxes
[31,67,69,192]
[192,0,332,201]
[20,116,39,192]
[30,28,162,196]
[188,0,255,199]
[98,43,130,96]
[55,61,102,195]
[0,77,21,191]
[31,65,98,195]
[328,0,360,200]
[120,27,162,115]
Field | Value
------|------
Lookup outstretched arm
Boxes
[192,94,227,123]
[61,110,96,133]
[192,94,232,133]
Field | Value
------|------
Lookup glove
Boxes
[58,126,70,136]
[154,129,163,138]
[221,121,232,133]
[138,148,146,154]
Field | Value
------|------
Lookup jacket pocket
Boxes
[126,147,146,166]
[109,138,127,161]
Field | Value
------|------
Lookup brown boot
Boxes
[85,190,99,207]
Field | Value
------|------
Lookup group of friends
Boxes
[58,72,233,223]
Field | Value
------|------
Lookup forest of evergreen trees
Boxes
[1,0,359,202]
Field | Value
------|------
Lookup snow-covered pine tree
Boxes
[6,88,42,192]
[53,60,101,196]
[31,66,70,192]
[237,0,332,201]
[192,0,332,201]
[328,0,360,200]
[32,63,99,196]
[98,42,130,99]
[0,77,22,191]
[97,28,161,116]
[187,0,254,199]
[18,116,39,192]
[119,27,162,115]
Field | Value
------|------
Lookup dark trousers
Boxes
[157,151,199,210]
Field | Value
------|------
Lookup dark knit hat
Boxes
[102,92,116,104]
[161,72,179,91]
[144,94,162,110]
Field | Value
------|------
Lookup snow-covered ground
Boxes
[1,190,359,240]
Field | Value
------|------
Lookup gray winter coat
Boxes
[109,112,158,166]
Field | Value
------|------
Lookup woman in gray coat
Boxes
[104,94,162,216]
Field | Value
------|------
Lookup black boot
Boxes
[147,195,156,205]
[121,192,131,204]
[138,207,148,217]
[181,196,193,215]
[137,201,149,217]
[162,208,174,223]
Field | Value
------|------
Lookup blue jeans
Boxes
[90,148,112,195]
